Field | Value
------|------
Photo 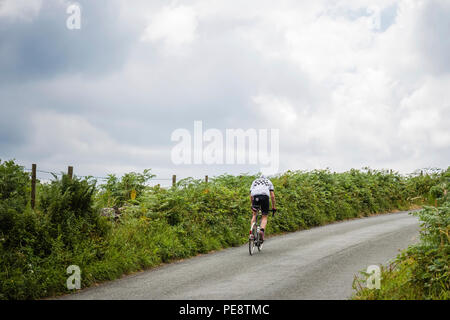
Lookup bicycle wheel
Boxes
[249,223,257,255]
[257,234,263,251]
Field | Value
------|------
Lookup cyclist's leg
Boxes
[250,196,258,230]
[259,195,270,240]
[259,215,267,241]
[261,215,268,229]
[250,210,256,227]
[250,208,257,235]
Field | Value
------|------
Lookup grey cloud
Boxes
[0,1,449,179]
[415,0,450,74]
[0,0,134,83]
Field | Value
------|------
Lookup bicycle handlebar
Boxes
[251,207,277,217]
[271,208,277,217]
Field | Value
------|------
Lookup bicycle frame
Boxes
[249,205,275,255]
[249,207,263,255]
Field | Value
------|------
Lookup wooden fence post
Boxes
[31,164,36,210]
[205,175,208,184]
[172,175,176,187]
[68,166,73,180]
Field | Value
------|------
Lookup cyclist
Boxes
[249,174,276,242]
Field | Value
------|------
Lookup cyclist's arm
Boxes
[270,190,276,209]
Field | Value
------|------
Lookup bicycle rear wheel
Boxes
[249,223,257,255]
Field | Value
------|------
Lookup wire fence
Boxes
[24,168,175,182]
[25,164,209,208]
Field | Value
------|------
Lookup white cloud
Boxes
[27,112,168,177]
[2,0,449,178]
[140,4,198,54]
[252,94,298,126]
[398,76,450,150]
[239,0,449,172]
[0,0,42,21]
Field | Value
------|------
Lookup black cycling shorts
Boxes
[252,194,270,215]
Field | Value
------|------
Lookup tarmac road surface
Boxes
[59,210,420,300]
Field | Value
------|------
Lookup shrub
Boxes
[0,160,29,207]
[38,175,109,249]
[96,169,155,207]
[0,164,110,299]
[352,201,450,300]
[0,159,445,300]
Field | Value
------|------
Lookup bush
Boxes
[38,175,109,248]
[0,159,36,253]
[0,159,445,300]
[0,160,31,249]
[352,201,450,300]
[96,169,155,207]
[0,162,110,299]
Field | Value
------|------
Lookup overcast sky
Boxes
[0,0,449,182]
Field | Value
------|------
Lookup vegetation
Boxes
[0,159,446,299]
[353,169,449,300]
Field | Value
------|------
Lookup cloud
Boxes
[398,76,450,150]
[414,0,450,74]
[140,4,198,54]
[0,0,449,179]
[24,111,170,177]
[0,0,42,21]
[252,94,298,126]
[0,0,135,83]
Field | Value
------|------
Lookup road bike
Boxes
[249,207,275,255]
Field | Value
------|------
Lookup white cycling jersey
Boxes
[250,177,274,197]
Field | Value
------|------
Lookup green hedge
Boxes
[353,169,449,300]
[0,159,444,299]
[352,202,450,299]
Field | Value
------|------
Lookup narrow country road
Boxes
[59,210,420,300]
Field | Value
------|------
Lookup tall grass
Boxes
[352,202,450,299]
[0,159,445,299]
[353,169,449,299]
